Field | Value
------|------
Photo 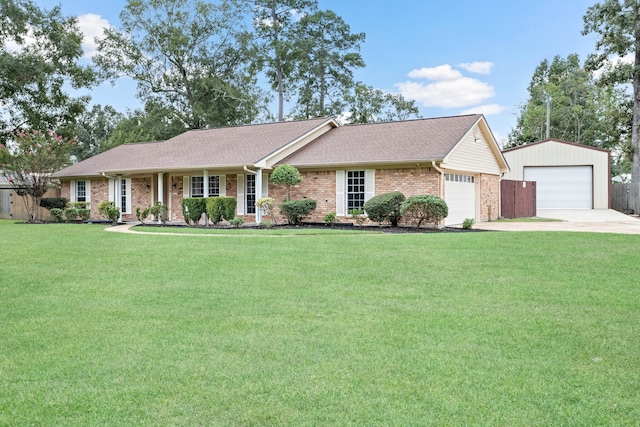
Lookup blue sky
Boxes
[36,0,600,146]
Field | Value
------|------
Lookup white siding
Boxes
[442,124,503,175]
[335,170,345,216]
[503,140,609,209]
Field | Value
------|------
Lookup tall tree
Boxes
[94,0,269,131]
[508,54,631,159]
[583,0,640,182]
[345,83,421,124]
[0,0,96,142]
[0,130,74,222]
[289,10,365,119]
[73,105,124,161]
[253,0,317,121]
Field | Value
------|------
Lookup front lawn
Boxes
[1,221,638,425]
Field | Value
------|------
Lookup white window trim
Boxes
[336,169,375,216]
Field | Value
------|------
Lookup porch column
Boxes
[157,172,164,224]
[203,170,209,225]
[115,174,123,223]
[255,169,263,224]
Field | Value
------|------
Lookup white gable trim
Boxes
[254,118,340,169]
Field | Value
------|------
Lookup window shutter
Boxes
[365,169,376,202]
[183,176,189,198]
[70,180,76,202]
[85,181,92,205]
[335,170,345,216]
[108,179,115,202]
[237,174,245,215]
[124,179,132,214]
[219,175,226,196]
[262,172,269,197]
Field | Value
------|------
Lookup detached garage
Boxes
[502,139,610,209]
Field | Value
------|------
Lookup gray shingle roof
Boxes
[280,115,482,167]
[53,117,334,178]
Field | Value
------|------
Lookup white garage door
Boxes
[444,173,476,225]
[524,166,593,209]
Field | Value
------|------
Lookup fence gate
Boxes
[501,180,536,219]
[0,189,11,219]
[612,183,640,214]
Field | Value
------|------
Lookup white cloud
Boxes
[77,13,111,59]
[397,77,494,109]
[457,61,494,75]
[459,103,505,116]
[408,64,462,81]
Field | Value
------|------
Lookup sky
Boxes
[34,0,601,146]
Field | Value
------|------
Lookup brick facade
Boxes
[60,167,502,224]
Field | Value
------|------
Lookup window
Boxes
[347,170,365,211]
[246,174,256,214]
[191,176,220,197]
[445,173,474,183]
[76,181,86,202]
[120,178,127,213]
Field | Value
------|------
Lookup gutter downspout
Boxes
[431,161,445,199]
[243,166,262,224]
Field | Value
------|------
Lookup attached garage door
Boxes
[445,173,476,225]
[524,166,593,209]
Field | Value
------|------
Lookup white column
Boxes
[157,172,164,223]
[255,169,263,224]
[203,170,209,226]
[115,175,122,223]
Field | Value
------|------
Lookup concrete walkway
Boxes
[473,209,640,234]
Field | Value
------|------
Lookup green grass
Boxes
[132,224,381,235]
[1,220,639,425]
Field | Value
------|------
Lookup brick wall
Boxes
[479,173,500,221]
[90,179,110,219]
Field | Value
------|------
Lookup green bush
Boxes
[98,201,119,226]
[323,212,339,227]
[259,219,273,229]
[228,217,244,228]
[148,202,167,224]
[400,195,448,229]
[462,218,475,230]
[181,198,206,225]
[77,208,91,221]
[349,208,365,225]
[363,191,405,226]
[64,208,78,221]
[205,197,236,224]
[136,206,150,223]
[280,199,316,225]
[40,198,67,210]
[270,164,302,200]
[50,208,64,223]
[66,201,88,209]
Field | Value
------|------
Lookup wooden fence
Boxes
[501,180,537,219]
[4,188,60,221]
[612,183,640,215]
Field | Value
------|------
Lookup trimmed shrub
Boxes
[256,197,275,223]
[98,201,119,226]
[181,198,206,225]
[400,195,448,229]
[64,207,78,221]
[148,202,167,224]
[280,199,316,225]
[228,217,244,228]
[40,198,67,210]
[205,197,236,224]
[363,191,405,226]
[270,164,302,200]
[77,208,91,221]
[136,206,151,223]
[50,208,64,223]
[349,208,365,225]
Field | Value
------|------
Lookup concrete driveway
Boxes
[473,209,640,234]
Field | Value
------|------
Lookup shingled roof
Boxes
[53,117,335,178]
[280,114,482,167]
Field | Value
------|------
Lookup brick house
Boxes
[52,114,509,226]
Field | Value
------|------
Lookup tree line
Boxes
[0,0,421,162]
